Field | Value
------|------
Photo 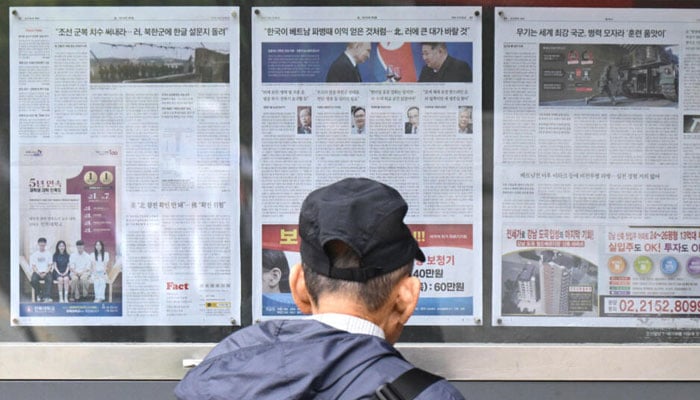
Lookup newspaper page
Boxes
[10,7,241,326]
[252,6,483,326]
[494,7,700,328]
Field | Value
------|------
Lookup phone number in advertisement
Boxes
[601,296,700,317]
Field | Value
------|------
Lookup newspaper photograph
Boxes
[494,7,700,328]
[252,6,483,325]
[10,7,240,326]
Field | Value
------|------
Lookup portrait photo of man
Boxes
[458,106,473,134]
[297,106,312,134]
[326,42,372,83]
[351,106,366,134]
[418,42,472,83]
[405,106,419,134]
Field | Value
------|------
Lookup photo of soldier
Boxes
[586,63,617,106]
[539,44,678,107]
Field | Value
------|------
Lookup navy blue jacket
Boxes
[326,53,362,83]
[175,319,465,400]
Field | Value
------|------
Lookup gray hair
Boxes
[302,240,413,312]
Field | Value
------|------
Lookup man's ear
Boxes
[289,263,313,315]
[382,275,421,344]
[395,275,420,325]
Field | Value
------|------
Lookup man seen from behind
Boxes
[176,177,465,399]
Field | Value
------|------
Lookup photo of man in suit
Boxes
[297,107,312,134]
[405,107,419,134]
[418,42,472,83]
[326,42,371,83]
[351,106,366,134]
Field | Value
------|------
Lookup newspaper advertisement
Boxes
[252,6,483,325]
[10,7,241,326]
[494,7,700,328]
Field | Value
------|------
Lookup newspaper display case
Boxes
[2,0,700,389]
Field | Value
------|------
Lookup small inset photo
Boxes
[458,106,473,134]
[405,106,419,134]
[351,106,366,134]
[683,115,700,133]
[297,106,312,134]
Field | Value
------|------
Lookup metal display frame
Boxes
[1,343,699,380]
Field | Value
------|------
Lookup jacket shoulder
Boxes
[416,379,466,400]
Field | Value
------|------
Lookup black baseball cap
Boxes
[299,178,425,282]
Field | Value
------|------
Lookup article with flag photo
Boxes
[261,42,473,84]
